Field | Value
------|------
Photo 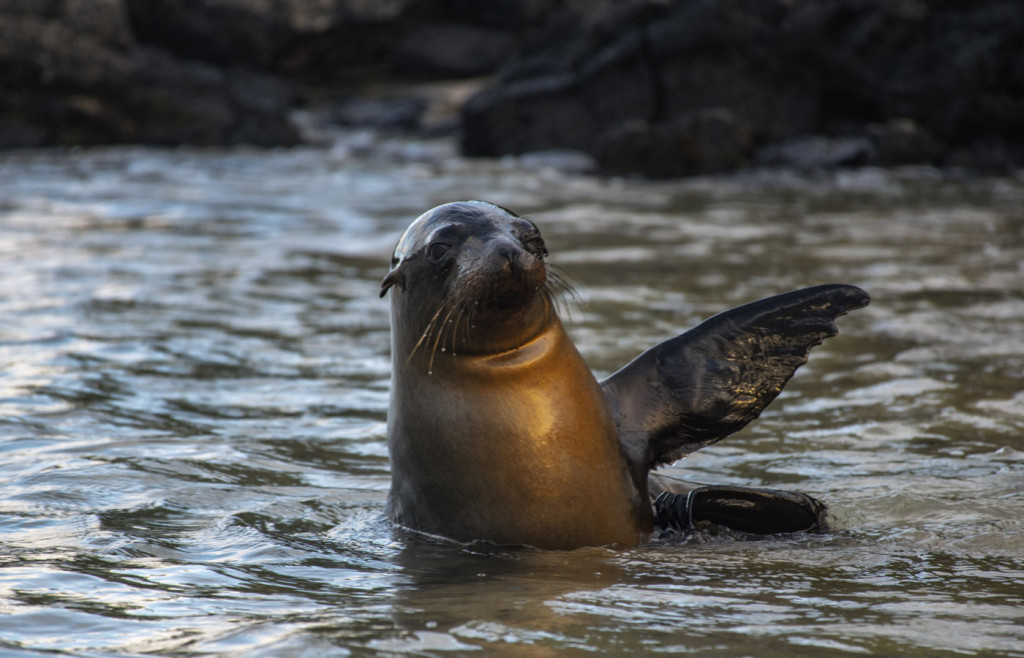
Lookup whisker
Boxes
[546,266,586,322]
[408,263,577,370]
[428,299,461,373]
[448,306,461,355]
[405,301,449,365]
[444,295,470,357]
[455,300,475,354]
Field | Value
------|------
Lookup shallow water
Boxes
[1,134,1022,656]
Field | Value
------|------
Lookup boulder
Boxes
[0,0,559,148]
[870,118,940,167]
[121,0,558,84]
[394,23,516,78]
[461,0,1024,174]
[0,0,299,147]
[593,109,752,178]
[122,0,414,85]
[128,47,300,147]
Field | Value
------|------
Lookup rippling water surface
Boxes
[1,135,1022,656]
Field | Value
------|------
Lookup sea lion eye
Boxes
[524,235,548,258]
[427,242,452,262]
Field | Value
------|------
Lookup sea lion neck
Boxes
[412,313,566,383]
[391,291,556,374]
[444,293,553,357]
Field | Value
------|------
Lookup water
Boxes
[1,134,1022,656]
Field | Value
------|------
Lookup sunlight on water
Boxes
[0,136,1022,655]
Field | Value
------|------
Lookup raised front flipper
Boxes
[602,284,870,477]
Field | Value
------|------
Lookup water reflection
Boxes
[0,139,1022,655]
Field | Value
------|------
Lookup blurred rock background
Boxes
[2,0,1021,175]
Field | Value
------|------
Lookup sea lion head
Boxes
[380,201,560,359]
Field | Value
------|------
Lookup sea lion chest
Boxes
[386,324,651,549]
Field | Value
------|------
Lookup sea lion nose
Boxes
[496,243,517,263]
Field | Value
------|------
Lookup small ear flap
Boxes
[379,269,404,298]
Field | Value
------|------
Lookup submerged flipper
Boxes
[654,486,828,535]
[602,284,870,476]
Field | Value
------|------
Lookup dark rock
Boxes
[461,74,611,157]
[461,0,800,158]
[3,0,563,148]
[0,1,133,148]
[442,0,562,30]
[461,0,1024,174]
[395,23,516,78]
[120,0,557,85]
[945,140,1022,173]
[3,0,577,148]
[647,0,817,144]
[870,118,940,166]
[128,47,299,147]
[122,0,417,85]
[0,0,299,148]
[6,0,1022,163]
[461,2,669,157]
[331,96,429,131]
[783,0,1024,148]
[594,109,752,178]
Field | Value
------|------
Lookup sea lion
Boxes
[380,201,869,550]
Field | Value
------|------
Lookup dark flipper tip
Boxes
[654,485,829,535]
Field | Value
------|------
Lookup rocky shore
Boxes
[462,0,1024,175]
[0,0,299,147]
[0,0,557,148]
[3,0,1022,175]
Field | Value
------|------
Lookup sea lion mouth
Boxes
[404,264,580,366]
[489,287,541,310]
[476,263,546,311]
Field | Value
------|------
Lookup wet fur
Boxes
[380,200,869,548]
[405,262,582,371]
